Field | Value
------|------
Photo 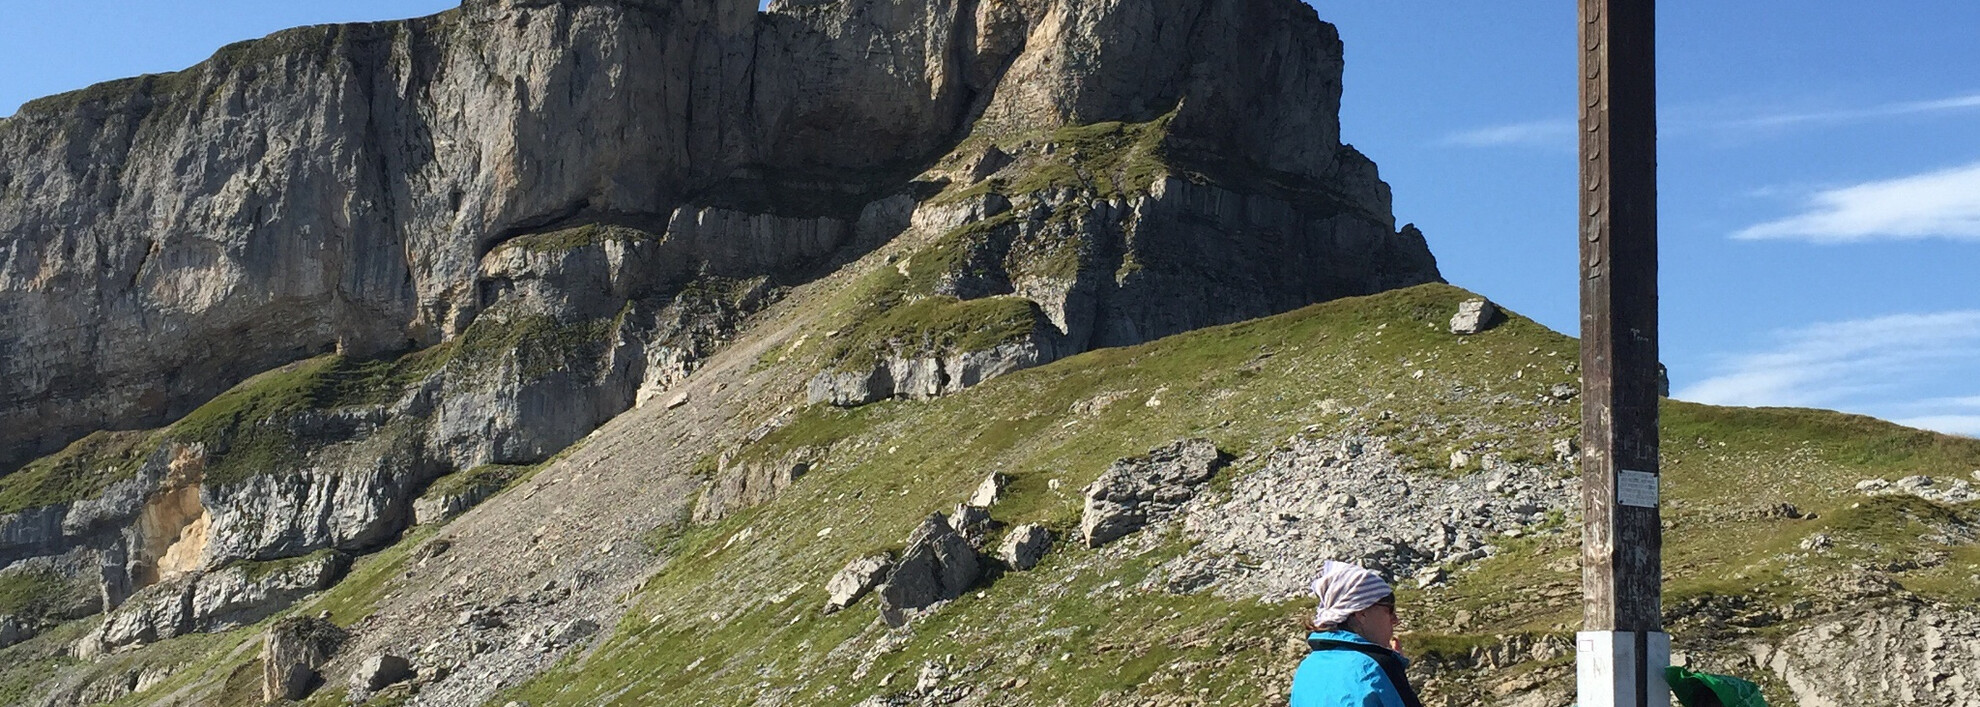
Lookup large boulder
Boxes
[877,513,981,627]
[349,653,415,694]
[262,615,346,702]
[1449,298,1499,335]
[1082,439,1230,548]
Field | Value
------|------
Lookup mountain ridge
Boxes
[1,1,1974,706]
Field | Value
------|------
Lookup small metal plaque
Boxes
[1617,470,1659,508]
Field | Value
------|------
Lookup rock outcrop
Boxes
[1,0,1439,473]
[1758,602,1980,707]
[693,448,820,524]
[877,513,982,628]
[1081,439,1229,547]
[80,550,348,655]
[0,0,1456,700]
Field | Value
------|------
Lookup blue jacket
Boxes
[1288,630,1411,707]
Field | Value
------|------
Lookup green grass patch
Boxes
[453,312,618,380]
[0,619,93,706]
[0,568,90,623]
[420,463,532,502]
[219,547,343,585]
[821,254,1043,371]
[493,223,660,254]
[0,430,157,515]
[1006,115,1175,199]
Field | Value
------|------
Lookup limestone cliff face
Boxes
[0,0,1424,473]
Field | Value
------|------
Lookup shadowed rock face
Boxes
[0,0,1417,473]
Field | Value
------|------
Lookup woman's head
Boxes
[1341,594,1398,647]
[1308,560,1397,644]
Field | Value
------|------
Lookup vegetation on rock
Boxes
[0,430,157,515]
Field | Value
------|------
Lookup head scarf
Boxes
[1310,560,1392,628]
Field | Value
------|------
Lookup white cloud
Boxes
[1440,91,1980,150]
[1436,119,1575,148]
[1894,415,1980,438]
[1733,161,1980,242]
[1677,311,1980,437]
[1728,92,1980,129]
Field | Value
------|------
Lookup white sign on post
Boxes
[1616,470,1658,509]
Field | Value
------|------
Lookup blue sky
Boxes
[3,1,1975,436]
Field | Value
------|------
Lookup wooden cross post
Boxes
[1576,0,1668,706]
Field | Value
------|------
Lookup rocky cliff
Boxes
[0,0,1429,474]
[0,0,1442,668]
[13,2,1966,707]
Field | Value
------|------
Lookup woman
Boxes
[1288,560,1423,707]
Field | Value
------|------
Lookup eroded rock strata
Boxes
[0,0,1431,472]
[0,0,1460,701]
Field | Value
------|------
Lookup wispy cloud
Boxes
[1734,161,1980,242]
[1438,90,1980,150]
[1678,310,1980,438]
[1723,92,1980,130]
[1436,119,1575,148]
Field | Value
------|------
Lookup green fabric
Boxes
[1665,666,1768,707]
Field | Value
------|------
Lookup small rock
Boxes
[350,654,415,693]
[1449,298,1499,335]
[664,391,691,409]
[551,618,600,647]
[916,661,947,692]
[1449,450,1472,470]
[1550,383,1578,401]
[999,524,1052,571]
[1799,533,1833,552]
[1416,567,1447,589]
[965,145,1014,183]
[825,554,894,613]
[949,503,995,542]
[967,473,1010,508]
[0,615,23,650]
[1552,439,1579,463]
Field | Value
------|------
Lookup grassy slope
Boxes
[489,283,1980,706]
[13,284,1974,706]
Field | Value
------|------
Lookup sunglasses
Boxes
[1371,598,1398,619]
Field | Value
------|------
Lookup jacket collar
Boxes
[1307,630,1410,667]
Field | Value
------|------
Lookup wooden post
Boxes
[1576,0,1667,706]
